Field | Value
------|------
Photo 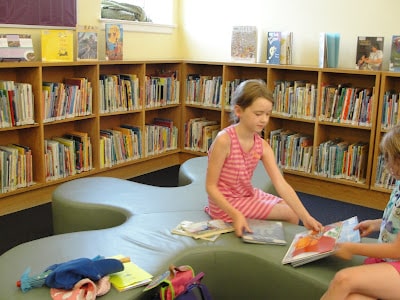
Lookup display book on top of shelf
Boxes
[355,36,384,71]
[41,29,74,62]
[266,31,293,65]
[230,26,258,63]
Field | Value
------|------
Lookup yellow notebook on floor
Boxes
[109,255,153,292]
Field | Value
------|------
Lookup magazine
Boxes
[242,219,287,245]
[355,36,384,71]
[171,219,234,241]
[282,216,360,267]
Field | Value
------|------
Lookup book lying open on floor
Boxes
[242,219,287,245]
[109,255,153,292]
[171,219,234,241]
[282,216,360,267]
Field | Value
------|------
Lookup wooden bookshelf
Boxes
[0,60,393,216]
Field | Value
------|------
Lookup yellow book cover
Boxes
[41,29,74,62]
[109,255,153,292]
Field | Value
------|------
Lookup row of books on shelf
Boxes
[319,84,373,126]
[184,118,220,153]
[272,80,317,120]
[100,119,178,168]
[0,144,33,193]
[381,90,400,129]
[375,154,396,189]
[315,139,368,183]
[99,74,140,113]
[43,78,93,122]
[44,131,92,181]
[145,72,180,108]
[0,80,34,128]
[270,129,368,183]
[270,129,313,173]
[144,119,178,156]
[185,74,222,108]
[100,126,142,168]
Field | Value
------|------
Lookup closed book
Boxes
[109,255,153,292]
[242,219,287,245]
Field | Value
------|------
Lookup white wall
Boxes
[180,0,398,69]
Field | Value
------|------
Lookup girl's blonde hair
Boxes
[380,124,400,163]
[230,79,274,123]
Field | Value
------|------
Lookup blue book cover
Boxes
[266,32,281,64]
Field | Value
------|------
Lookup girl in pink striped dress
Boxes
[206,79,322,237]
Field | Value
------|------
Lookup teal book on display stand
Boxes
[326,33,340,68]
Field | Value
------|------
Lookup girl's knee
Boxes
[330,269,352,288]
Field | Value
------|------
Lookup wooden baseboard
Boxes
[285,173,387,210]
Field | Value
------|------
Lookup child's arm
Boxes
[261,140,322,231]
[354,219,382,237]
[206,133,251,236]
[336,233,400,260]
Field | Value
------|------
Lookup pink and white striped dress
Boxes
[207,125,282,222]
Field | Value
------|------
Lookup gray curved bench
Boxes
[0,157,372,300]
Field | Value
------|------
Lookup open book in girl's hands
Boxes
[282,216,360,267]
[242,219,287,245]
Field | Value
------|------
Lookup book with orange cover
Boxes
[282,216,360,267]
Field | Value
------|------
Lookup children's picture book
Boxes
[109,255,153,292]
[389,35,400,72]
[282,216,360,267]
[266,32,281,64]
[41,29,74,62]
[231,26,258,63]
[171,219,234,241]
[280,31,293,65]
[0,34,35,62]
[76,25,98,61]
[242,219,287,245]
[355,36,384,71]
[105,23,123,60]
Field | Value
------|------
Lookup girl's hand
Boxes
[301,215,323,232]
[354,219,380,237]
[334,243,353,260]
[232,213,251,237]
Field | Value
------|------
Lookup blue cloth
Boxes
[44,257,123,289]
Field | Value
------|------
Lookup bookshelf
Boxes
[0,60,393,216]
[371,71,400,192]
